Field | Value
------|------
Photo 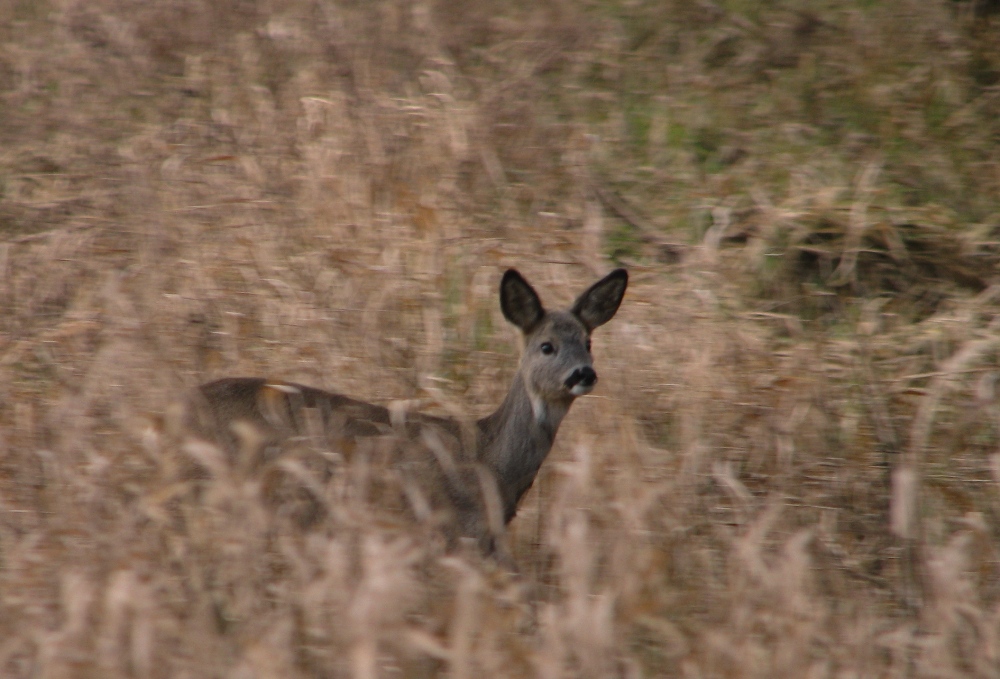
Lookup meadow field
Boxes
[1,1,1000,676]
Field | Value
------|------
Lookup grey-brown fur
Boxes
[193,268,628,557]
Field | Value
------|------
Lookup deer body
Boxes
[195,268,628,555]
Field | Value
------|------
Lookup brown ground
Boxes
[2,1,1000,676]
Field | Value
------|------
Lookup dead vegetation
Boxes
[1,0,999,676]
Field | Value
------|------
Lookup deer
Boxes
[191,268,628,560]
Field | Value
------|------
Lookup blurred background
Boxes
[1,1,1000,676]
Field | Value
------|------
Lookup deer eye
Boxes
[540,342,555,355]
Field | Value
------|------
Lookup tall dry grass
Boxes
[1,1,999,676]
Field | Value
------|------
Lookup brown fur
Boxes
[192,269,628,558]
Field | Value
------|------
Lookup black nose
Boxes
[566,366,597,390]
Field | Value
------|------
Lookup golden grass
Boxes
[2,1,1000,676]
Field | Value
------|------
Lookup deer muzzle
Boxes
[565,366,597,395]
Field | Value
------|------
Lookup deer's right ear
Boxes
[500,269,545,333]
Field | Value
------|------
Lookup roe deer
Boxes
[194,268,628,558]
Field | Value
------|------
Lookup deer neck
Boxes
[477,372,572,522]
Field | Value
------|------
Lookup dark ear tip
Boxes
[501,269,523,284]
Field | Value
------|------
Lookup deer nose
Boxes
[566,366,597,391]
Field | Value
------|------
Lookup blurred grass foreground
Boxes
[2,1,1000,676]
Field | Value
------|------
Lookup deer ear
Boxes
[571,268,628,331]
[500,269,545,333]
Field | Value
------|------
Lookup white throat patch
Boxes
[530,394,548,424]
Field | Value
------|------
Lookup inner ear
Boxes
[500,269,545,333]
[571,268,628,331]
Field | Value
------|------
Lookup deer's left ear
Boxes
[571,269,628,331]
